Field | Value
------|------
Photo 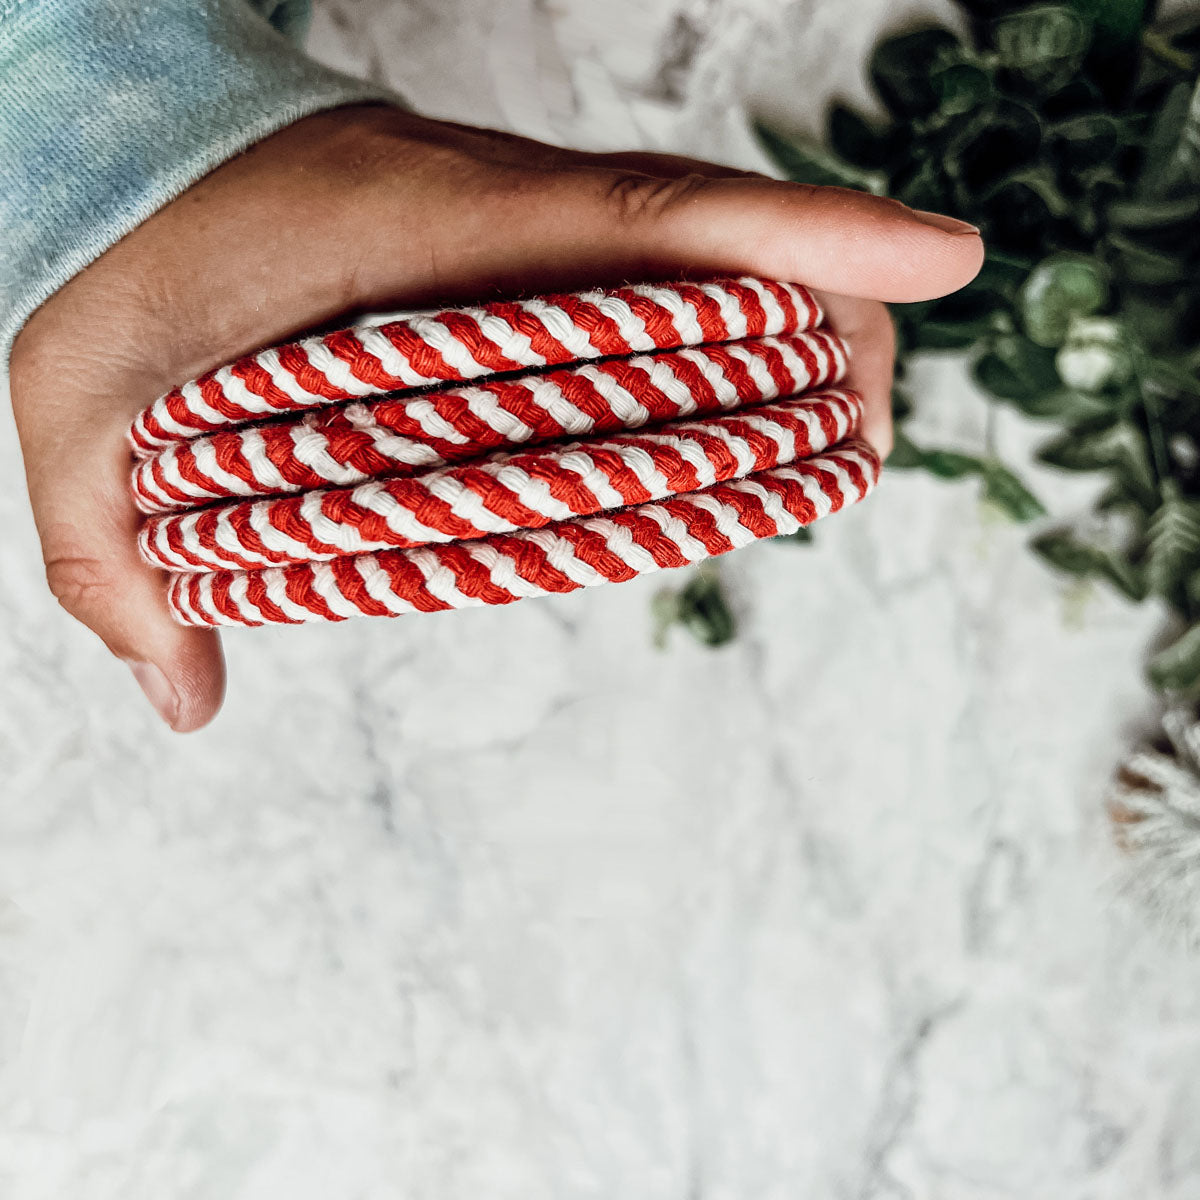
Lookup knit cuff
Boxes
[0,0,402,368]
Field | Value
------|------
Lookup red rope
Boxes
[129,278,879,627]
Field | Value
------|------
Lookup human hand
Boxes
[8,104,983,731]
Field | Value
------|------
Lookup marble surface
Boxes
[4,2,1200,1197]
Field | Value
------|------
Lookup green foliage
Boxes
[1146,483,1200,602]
[993,5,1091,91]
[889,431,1048,520]
[869,27,962,117]
[980,461,1050,520]
[777,525,815,544]
[1149,622,1200,693]
[1031,529,1147,599]
[653,566,736,648]
[1018,255,1108,345]
[751,123,886,194]
[754,0,1200,691]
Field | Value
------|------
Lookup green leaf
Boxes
[1189,569,1200,612]
[954,0,1026,21]
[1101,555,1148,602]
[1107,192,1200,232]
[752,122,886,193]
[882,434,992,480]
[1121,289,1195,352]
[983,167,1074,218]
[971,335,1062,404]
[1146,485,1200,599]
[677,572,736,647]
[1139,23,1200,83]
[880,437,1040,521]
[932,61,994,114]
[1034,420,1120,472]
[1036,419,1154,486]
[993,4,1092,92]
[1100,460,1163,516]
[975,249,1040,296]
[977,168,1075,251]
[1049,113,1124,171]
[1146,356,1200,398]
[1031,530,1146,599]
[777,526,814,544]
[652,571,736,648]
[1017,254,1108,346]
[1135,80,1195,194]
[911,286,1009,350]
[916,320,992,351]
[1074,0,1146,48]
[1040,76,1105,122]
[1003,384,1120,422]
[1148,622,1200,692]
[1106,232,1191,286]
[826,104,894,169]
[981,462,1047,521]
[1058,387,1128,423]
[885,429,927,469]
[869,27,962,117]
[893,158,954,212]
[1144,78,1200,197]
[973,352,1035,402]
[1032,529,1107,574]
[921,450,986,479]
[1078,165,1126,217]
[947,101,1043,194]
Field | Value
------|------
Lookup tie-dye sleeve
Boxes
[0,0,401,367]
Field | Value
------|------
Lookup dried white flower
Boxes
[1109,707,1200,943]
[1056,316,1131,393]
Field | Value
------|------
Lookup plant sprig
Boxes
[738,0,1200,696]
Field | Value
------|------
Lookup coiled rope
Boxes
[129,277,880,627]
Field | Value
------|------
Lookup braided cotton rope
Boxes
[129,278,880,627]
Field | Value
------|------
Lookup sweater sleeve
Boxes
[0,0,402,367]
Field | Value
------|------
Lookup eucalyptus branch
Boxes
[748,0,1200,692]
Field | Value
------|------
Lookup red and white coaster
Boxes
[129,278,879,627]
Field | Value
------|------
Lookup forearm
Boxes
[0,0,400,369]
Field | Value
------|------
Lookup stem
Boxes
[1139,378,1196,619]
[1142,29,1196,75]
[1141,379,1172,489]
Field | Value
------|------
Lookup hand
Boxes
[8,104,983,731]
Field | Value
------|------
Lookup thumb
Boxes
[568,173,985,301]
[394,167,984,306]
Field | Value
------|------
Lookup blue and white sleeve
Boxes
[0,0,401,367]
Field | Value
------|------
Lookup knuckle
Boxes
[44,553,114,616]
[325,112,478,190]
[604,171,711,225]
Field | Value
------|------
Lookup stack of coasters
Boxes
[129,277,878,626]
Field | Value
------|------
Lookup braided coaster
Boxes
[130,277,880,627]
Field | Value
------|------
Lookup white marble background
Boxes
[4,1,1200,1197]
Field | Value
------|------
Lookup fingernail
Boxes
[126,661,180,728]
[911,209,980,235]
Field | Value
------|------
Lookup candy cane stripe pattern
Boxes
[130,278,823,455]
[138,390,864,572]
[131,329,849,513]
[130,278,881,627]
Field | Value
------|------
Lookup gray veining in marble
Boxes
[3,2,1200,1197]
